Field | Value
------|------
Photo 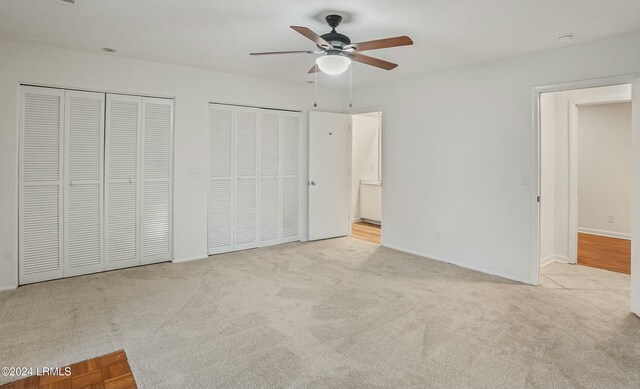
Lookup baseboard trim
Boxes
[172,255,208,264]
[578,227,631,240]
[541,254,569,267]
[382,243,534,285]
[0,285,18,292]
[540,255,555,267]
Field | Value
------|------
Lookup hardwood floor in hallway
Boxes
[351,222,381,244]
[578,232,630,274]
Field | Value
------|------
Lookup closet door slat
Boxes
[260,112,280,245]
[141,98,173,264]
[209,105,234,254]
[105,94,142,270]
[64,90,105,276]
[19,86,65,284]
[282,114,301,241]
[234,108,259,250]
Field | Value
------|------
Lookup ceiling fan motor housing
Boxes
[319,14,351,50]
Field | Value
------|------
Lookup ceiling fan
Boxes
[250,14,413,75]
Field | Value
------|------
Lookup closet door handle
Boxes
[69,180,77,186]
[129,178,136,184]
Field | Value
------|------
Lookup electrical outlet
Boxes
[608,214,615,223]
[436,231,442,241]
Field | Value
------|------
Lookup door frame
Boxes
[349,106,384,243]
[531,73,640,313]
[567,92,632,264]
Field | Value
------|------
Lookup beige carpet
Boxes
[1,238,639,388]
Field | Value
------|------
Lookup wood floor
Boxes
[578,232,631,274]
[352,222,381,244]
[1,350,137,389]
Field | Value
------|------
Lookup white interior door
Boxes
[281,113,301,242]
[631,78,640,316]
[63,90,105,277]
[209,104,235,254]
[308,111,351,241]
[19,86,65,284]
[105,94,142,270]
[234,107,260,250]
[141,97,173,264]
[259,111,281,246]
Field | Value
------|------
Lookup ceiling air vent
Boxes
[60,0,75,4]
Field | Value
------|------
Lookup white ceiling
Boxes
[1,0,639,89]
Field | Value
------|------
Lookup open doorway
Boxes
[350,111,382,244]
[538,84,632,302]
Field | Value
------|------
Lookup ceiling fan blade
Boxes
[348,52,398,70]
[347,36,413,52]
[250,50,320,56]
[308,64,319,74]
[291,26,332,48]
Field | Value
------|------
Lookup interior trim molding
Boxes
[530,72,640,286]
[0,285,18,292]
[382,243,534,285]
[172,255,208,264]
[540,255,555,267]
[541,255,570,267]
[578,227,631,240]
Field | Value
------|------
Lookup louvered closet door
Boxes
[234,108,259,250]
[259,111,280,246]
[281,113,301,242]
[64,90,105,277]
[19,86,65,284]
[105,94,142,270]
[141,97,173,264]
[209,105,234,254]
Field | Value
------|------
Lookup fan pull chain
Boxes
[349,64,353,108]
[313,67,318,108]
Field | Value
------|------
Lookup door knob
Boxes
[310,181,316,186]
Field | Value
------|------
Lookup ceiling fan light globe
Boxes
[316,55,351,75]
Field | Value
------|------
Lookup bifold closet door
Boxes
[105,94,142,270]
[141,97,173,264]
[259,111,280,245]
[19,86,65,284]
[64,90,105,277]
[281,113,301,242]
[208,106,300,254]
[234,108,260,251]
[209,104,234,254]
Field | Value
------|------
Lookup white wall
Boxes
[578,102,632,237]
[350,32,640,283]
[539,93,556,264]
[0,39,347,290]
[351,113,381,220]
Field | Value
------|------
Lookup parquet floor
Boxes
[0,350,137,389]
